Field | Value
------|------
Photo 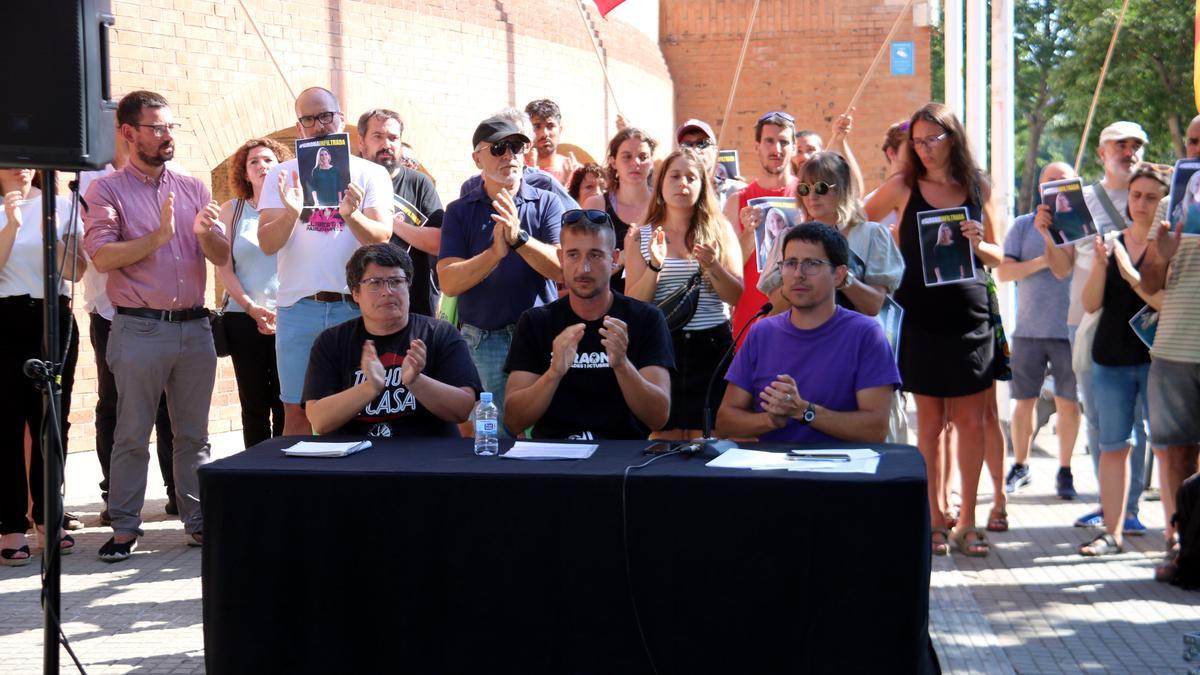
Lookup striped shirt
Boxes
[639,224,730,330]
[1152,237,1200,363]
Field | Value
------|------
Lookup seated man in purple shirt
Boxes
[716,222,900,443]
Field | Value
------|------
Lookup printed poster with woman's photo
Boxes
[1167,158,1200,236]
[916,206,977,286]
[1040,177,1096,245]
[295,132,352,232]
[747,196,799,273]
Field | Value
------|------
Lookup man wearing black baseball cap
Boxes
[437,115,565,430]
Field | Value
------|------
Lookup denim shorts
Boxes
[1090,362,1152,452]
[1148,357,1200,446]
[276,297,360,404]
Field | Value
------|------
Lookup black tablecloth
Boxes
[200,438,936,674]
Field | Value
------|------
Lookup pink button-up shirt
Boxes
[83,163,220,310]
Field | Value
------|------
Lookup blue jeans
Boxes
[460,323,516,437]
[276,298,361,404]
[1069,326,1146,515]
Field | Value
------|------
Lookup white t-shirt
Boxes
[0,189,82,298]
[78,166,115,318]
[259,155,393,307]
[1068,183,1129,326]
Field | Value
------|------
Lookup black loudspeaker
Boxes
[0,1,116,170]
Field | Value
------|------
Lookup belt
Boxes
[305,292,355,303]
[116,306,209,322]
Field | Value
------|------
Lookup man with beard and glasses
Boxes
[83,90,230,561]
[303,243,480,437]
[716,223,900,443]
[356,108,444,317]
[504,210,673,439]
[257,87,393,436]
[438,115,565,430]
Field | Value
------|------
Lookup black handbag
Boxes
[209,199,243,359]
[655,269,703,333]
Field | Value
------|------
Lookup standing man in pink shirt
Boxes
[83,90,229,562]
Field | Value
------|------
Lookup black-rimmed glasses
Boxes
[297,111,339,128]
[359,276,410,293]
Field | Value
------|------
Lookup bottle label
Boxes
[475,419,498,435]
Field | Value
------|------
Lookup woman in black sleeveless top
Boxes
[865,103,1006,558]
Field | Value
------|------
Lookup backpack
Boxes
[1173,472,1200,590]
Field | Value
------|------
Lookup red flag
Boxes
[595,0,626,18]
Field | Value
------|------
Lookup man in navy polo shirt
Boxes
[438,116,564,430]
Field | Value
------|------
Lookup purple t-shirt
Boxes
[725,307,902,443]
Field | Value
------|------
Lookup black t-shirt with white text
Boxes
[504,293,674,439]
[302,314,481,438]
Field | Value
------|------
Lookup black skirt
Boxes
[667,322,733,430]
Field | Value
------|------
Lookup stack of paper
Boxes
[706,448,881,474]
[283,440,372,458]
[500,442,598,460]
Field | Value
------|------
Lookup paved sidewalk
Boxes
[1,427,1197,673]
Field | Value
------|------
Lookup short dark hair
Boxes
[754,112,795,142]
[525,99,562,123]
[780,222,849,269]
[561,211,616,250]
[346,242,414,290]
[356,109,404,140]
[117,90,168,128]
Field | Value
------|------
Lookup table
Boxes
[200,438,937,674]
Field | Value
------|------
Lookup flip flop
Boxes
[931,528,951,557]
[1078,533,1122,557]
[951,528,990,557]
[987,508,1009,533]
[1,545,32,567]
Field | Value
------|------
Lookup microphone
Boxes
[689,301,773,457]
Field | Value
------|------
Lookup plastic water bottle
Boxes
[473,392,499,456]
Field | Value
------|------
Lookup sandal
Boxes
[63,513,83,531]
[951,528,990,557]
[1154,544,1180,583]
[1,544,32,567]
[1078,533,1122,557]
[987,508,1009,533]
[931,528,951,557]
[36,527,75,555]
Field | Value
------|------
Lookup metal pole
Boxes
[40,169,62,675]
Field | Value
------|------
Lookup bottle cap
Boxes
[480,392,493,403]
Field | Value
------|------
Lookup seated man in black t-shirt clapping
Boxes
[504,210,674,439]
[303,243,481,437]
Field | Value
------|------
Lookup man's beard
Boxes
[138,140,174,167]
[762,163,784,176]
[373,150,397,172]
[568,280,605,300]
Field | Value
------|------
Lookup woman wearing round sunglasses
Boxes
[626,148,743,440]
[865,103,1005,558]
[583,127,657,292]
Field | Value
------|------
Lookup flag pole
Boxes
[829,0,917,147]
[575,0,624,117]
[1074,0,1131,174]
[716,0,761,148]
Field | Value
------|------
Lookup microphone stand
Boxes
[690,302,773,457]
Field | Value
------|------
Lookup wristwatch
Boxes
[510,229,530,250]
[839,269,856,290]
[798,401,816,425]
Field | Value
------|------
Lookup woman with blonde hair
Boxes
[626,148,743,440]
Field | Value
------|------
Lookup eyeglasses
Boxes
[781,257,835,275]
[297,111,339,128]
[912,131,949,150]
[796,181,837,197]
[359,276,410,293]
[758,111,795,123]
[680,138,714,150]
[486,139,528,157]
[562,209,612,227]
[131,123,181,138]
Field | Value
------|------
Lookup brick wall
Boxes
[63,0,675,453]
[661,0,932,188]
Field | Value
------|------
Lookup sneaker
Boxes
[165,494,178,516]
[98,537,138,563]
[1056,467,1077,500]
[1004,463,1031,494]
[1123,514,1146,536]
[1074,508,1104,528]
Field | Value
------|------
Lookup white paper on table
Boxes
[787,457,880,475]
[706,448,881,474]
[500,441,598,460]
[283,440,372,457]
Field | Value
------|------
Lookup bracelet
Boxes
[647,260,662,273]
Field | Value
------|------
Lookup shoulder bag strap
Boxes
[1090,181,1126,234]
[222,199,246,310]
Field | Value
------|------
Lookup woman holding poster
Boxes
[864,103,1005,559]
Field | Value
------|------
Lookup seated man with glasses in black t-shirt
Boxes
[504,210,674,440]
[303,243,481,437]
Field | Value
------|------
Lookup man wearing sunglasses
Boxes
[257,87,395,437]
[303,243,480,437]
[504,210,673,439]
[677,118,744,212]
[717,223,900,443]
[459,108,580,212]
[439,116,565,430]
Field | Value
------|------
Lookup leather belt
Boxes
[116,306,209,322]
[306,292,355,303]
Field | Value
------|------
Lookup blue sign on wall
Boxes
[891,41,914,76]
